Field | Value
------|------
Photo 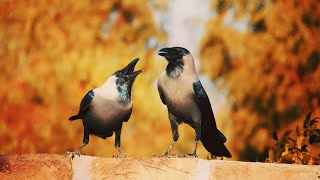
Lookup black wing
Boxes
[69,90,94,120]
[193,81,230,157]
[217,129,227,143]
[193,81,217,128]
[80,90,94,112]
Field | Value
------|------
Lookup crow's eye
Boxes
[175,52,182,59]
[118,72,122,77]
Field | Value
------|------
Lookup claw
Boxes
[162,152,172,158]
[162,152,170,158]
[162,140,177,158]
[65,149,84,160]
[162,153,179,158]
[113,146,126,159]
[185,153,198,158]
[210,155,218,160]
[112,154,126,159]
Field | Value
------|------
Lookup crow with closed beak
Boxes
[67,58,142,159]
[157,47,231,158]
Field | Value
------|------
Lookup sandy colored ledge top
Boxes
[0,154,72,180]
[0,154,319,180]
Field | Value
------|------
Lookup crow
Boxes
[67,58,142,159]
[157,47,231,158]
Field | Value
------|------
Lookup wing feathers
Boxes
[69,90,94,120]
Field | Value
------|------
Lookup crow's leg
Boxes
[187,117,201,158]
[163,113,179,157]
[113,127,126,158]
[66,128,89,160]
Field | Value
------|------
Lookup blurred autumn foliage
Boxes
[200,0,320,160]
[0,0,171,157]
[0,0,319,161]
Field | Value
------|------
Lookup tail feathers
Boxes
[217,129,227,143]
[201,125,232,158]
[69,114,81,121]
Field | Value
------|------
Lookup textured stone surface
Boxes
[91,157,200,179]
[0,154,72,180]
[209,160,320,180]
[0,154,319,180]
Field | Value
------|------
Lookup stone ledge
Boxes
[0,154,72,180]
[0,154,319,180]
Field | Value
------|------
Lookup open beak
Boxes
[121,58,142,81]
[125,70,142,81]
[122,58,139,74]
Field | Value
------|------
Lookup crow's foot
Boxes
[162,153,179,158]
[183,153,198,158]
[65,149,84,160]
[112,153,126,159]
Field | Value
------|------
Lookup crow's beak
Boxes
[121,58,142,81]
[121,58,139,75]
[124,70,142,81]
[158,48,171,57]
[158,47,181,62]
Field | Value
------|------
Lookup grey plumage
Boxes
[68,58,142,159]
[157,47,231,158]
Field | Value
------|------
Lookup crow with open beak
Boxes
[67,58,142,159]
